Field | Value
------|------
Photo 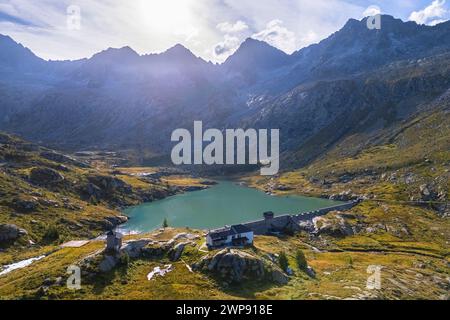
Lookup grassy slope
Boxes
[0,133,208,263]
[0,228,447,300]
[239,97,450,299]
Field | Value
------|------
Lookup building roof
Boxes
[231,224,252,234]
[208,224,253,240]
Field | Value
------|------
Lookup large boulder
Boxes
[29,167,64,185]
[0,224,27,242]
[192,249,289,285]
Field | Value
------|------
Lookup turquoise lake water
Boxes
[120,181,341,233]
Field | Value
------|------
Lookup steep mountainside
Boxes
[0,15,449,168]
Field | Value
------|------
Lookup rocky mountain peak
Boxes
[224,37,290,73]
[90,46,140,63]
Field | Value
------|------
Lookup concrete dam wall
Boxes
[242,200,360,235]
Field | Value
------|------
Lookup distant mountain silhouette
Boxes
[0,34,45,74]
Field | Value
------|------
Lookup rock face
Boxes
[0,224,27,242]
[103,216,128,229]
[192,249,289,285]
[29,167,64,185]
[168,242,194,261]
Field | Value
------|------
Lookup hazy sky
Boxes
[0,0,448,62]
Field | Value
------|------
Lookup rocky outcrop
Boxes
[77,215,128,231]
[12,197,39,213]
[0,224,27,242]
[417,183,449,217]
[83,175,133,205]
[29,167,64,185]
[168,241,194,261]
[192,249,289,285]
[313,214,355,237]
[121,239,153,258]
[297,220,315,233]
[87,175,131,194]
[275,185,294,191]
[419,184,438,202]
[329,190,359,201]
[104,216,128,229]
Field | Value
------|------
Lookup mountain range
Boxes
[0,14,449,300]
[1,15,450,169]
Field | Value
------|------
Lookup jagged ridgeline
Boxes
[0,15,450,171]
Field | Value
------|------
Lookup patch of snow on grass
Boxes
[0,255,46,276]
[147,264,173,280]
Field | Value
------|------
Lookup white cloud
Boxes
[213,20,250,62]
[409,0,449,25]
[216,20,248,34]
[213,34,241,58]
[252,19,296,54]
[363,5,382,17]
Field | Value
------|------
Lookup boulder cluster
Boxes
[80,233,199,274]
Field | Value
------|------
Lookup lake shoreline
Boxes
[119,180,343,234]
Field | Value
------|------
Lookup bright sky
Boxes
[0,0,448,62]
